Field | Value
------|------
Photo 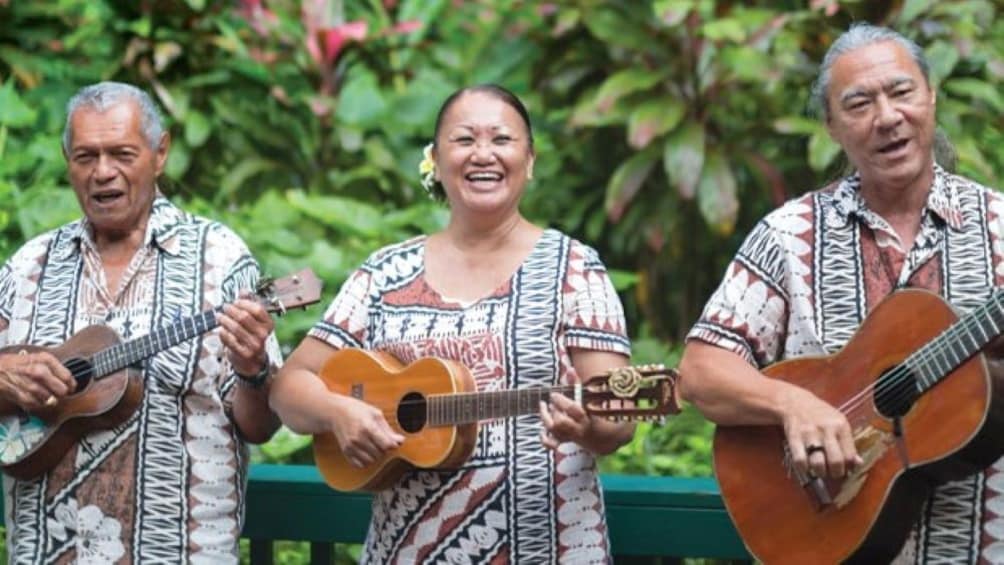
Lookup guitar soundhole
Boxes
[874,365,919,419]
[63,357,95,393]
[397,392,427,433]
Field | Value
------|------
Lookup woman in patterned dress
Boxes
[270,84,635,564]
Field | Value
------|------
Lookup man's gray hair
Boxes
[810,23,930,120]
[62,82,164,153]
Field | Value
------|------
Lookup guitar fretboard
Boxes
[427,385,579,426]
[907,291,1004,394]
[90,309,221,378]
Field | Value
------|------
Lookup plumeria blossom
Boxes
[419,143,437,197]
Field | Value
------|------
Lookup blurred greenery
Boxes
[4,0,1004,561]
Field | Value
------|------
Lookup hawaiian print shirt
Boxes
[0,197,281,564]
[689,165,1004,563]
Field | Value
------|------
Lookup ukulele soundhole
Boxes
[873,365,919,419]
[63,357,95,392]
[397,392,428,433]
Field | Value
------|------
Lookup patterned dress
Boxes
[0,197,281,564]
[310,229,630,564]
[688,165,1004,563]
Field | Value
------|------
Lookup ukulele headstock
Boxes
[581,364,681,422]
[256,268,323,315]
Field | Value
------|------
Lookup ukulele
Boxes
[713,288,1004,564]
[0,268,322,480]
[313,347,680,492]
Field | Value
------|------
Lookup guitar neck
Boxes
[909,292,1004,394]
[427,385,579,426]
[90,309,221,378]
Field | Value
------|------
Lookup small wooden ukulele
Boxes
[0,268,322,479]
[313,348,680,492]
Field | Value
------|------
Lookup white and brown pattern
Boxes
[310,228,629,564]
[689,165,1004,563]
[0,197,281,564]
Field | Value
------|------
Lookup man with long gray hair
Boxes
[0,81,282,562]
[680,23,1004,563]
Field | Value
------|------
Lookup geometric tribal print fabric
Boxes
[0,197,281,564]
[310,229,630,564]
[689,166,1004,563]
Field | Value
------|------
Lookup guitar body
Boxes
[313,348,477,492]
[0,325,144,479]
[714,289,1004,564]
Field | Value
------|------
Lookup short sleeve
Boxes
[307,267,373,350]
[686,220,790,367]
[562,242,631,356]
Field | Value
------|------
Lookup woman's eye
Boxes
[494,136,512,144]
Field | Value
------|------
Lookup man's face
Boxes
[825,40,937,193]
[65,100,168,240]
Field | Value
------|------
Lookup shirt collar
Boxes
[56,195,184,260]
[830,164,963,231]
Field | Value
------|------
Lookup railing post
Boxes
[309,541,334,565]
[249,538,274,565]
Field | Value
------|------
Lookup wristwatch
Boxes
[235,363,271,389]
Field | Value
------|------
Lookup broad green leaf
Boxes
[653,0,694,27]
[185,0,206,12]
[582,7,653,51]
[943,78,1004,114]
[808,131,842,172]
[184,111,211,148]
[605,149,658,222]
[663,120,705,200]
[569,88,629,128]
[925,40,959,86]
[701,18,746,43]
[219,157,276,200]
[898,0,936,24]
[595,69,664,113]
[627,98,685,149]
[696,149,738,235]
[335,71,388,127]
[0,82,38,128]
[287,190,384,238]
[165,140,191,179]
[607,269,640,291]
[773,116,823,136]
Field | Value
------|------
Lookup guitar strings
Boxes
[833,297,1003,419]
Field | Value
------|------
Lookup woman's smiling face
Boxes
[433,90,535,216]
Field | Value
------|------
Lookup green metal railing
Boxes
[243,464,751,564]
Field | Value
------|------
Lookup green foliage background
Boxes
[3,0,1004,513]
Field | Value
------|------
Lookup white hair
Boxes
[63,82,164,152]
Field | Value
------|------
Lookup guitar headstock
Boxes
[256,268,323,315]
[581,364,681,422]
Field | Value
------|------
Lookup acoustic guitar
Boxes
[0,268,322,480]
[313,347,680,492]
[713,288,1004,564]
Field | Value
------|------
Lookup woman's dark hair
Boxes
[427,84,534,201]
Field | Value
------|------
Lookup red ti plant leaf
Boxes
[697,148,738,235]
[605,149,658,222]
[662,119,705,200]
[627,98,685,149]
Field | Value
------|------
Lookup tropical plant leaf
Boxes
[696,149,738,235]
[662,119,705,200]
[627,98,685,149]
[605,149,659,222]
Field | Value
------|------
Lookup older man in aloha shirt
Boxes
[688,165,1004,563]
[0,196,281,564]
[311,229,630,564]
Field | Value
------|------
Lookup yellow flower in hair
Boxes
[419,143,437,196]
